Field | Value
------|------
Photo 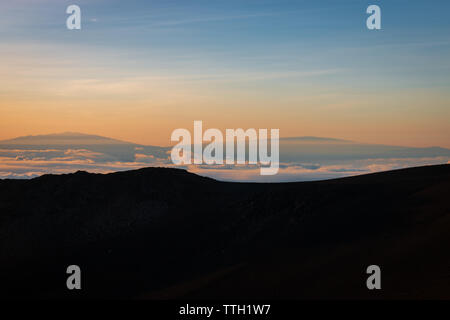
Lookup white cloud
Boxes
[0,145,448,182]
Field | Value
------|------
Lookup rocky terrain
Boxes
[0,164,449,299]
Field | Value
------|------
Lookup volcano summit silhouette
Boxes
[0,164,449,299]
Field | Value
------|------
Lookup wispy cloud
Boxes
[152,13,274,27]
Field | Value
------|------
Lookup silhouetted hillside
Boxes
[0,165,449,299]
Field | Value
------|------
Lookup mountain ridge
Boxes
[1,132,355,146]
[0,132,136,146]
[1,132,449,182]
[0,164,449,299]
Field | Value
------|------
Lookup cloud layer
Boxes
[1,133,449,182]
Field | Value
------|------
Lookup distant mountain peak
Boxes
[0,132,133,145]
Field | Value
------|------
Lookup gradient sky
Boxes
[1,0,449,147]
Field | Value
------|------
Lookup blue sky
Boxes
[1,0,449,148]
[3,0,450,88]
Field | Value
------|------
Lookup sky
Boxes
[1,0,449,147]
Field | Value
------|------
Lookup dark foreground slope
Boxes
[0,165,449,299]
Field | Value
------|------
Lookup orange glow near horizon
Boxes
[1,85,449,148]
[1,32,449,149]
